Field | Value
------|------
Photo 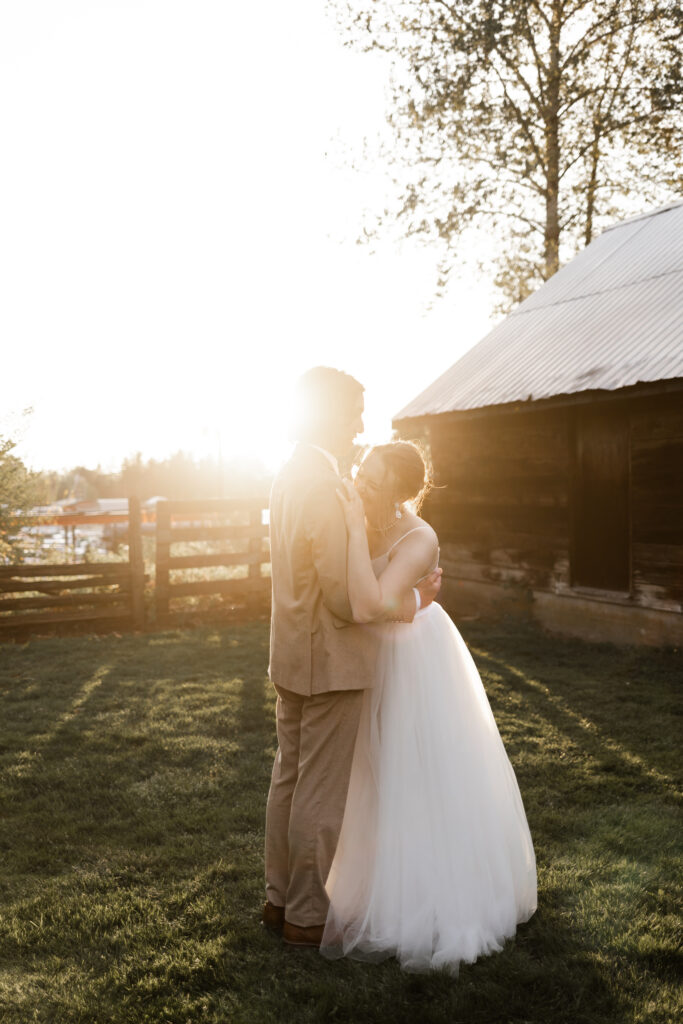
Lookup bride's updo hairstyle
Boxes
[368,440,433,514]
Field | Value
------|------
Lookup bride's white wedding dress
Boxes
[321,531,537,974]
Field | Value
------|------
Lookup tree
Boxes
[331,0,683,310]
[0,437,44,562]
[40,451,272,504]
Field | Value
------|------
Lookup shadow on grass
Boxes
[466,621,682,784]
[0,622,678,1024]
[0,628,274,970]
[201,629,628,1024]
[228,897,624,1024]
[476,651,674,793]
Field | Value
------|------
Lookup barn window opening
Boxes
[571,406,631,592]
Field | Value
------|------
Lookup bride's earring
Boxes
[394,502,402,520]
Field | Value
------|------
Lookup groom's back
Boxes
[268,445,378,697]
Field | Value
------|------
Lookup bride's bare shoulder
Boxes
[392,515,439,557]
[413,515,438,546]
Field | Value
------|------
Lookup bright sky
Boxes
[1,0,497,474]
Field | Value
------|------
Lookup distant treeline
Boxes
[39,451,273,503]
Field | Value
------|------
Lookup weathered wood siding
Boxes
[630,397,683,612]
[422,406,571,594]
[411,390,683,618]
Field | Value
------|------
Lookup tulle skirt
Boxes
[321,602,537,974]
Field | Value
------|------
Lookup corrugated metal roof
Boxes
[395,201,683,420]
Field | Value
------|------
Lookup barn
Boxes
[394,201,683,647]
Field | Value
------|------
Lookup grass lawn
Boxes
[0,619,680,1024]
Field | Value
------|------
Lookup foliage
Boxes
[0,437,46,563]
[40,451,272,504]
[0,620,680,1023]
[330,0,683,311]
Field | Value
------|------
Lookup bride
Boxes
[321,440,537,974]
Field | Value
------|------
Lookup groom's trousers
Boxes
[265,684,364,928]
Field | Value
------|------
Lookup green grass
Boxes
[0,620,680,1024]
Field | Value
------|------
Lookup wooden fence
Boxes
[0,498,146,637]
[0,496,271,638]
[155,498,270,625]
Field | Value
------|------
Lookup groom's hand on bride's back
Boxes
[417,568,443,610]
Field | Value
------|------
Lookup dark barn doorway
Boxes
[572,405,631,592]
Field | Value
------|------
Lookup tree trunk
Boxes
[544,0,562,279]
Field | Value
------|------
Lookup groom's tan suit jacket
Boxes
[268,444,379,696]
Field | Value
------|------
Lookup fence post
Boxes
[156,500,170,623]
[128,496,145,630]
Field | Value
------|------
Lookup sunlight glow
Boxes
[1,1,496,474]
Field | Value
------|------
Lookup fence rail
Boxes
[0,497,146,636]
[0,495,272,638]
[155,498,270,625]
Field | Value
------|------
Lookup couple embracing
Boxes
[262,367,537,974]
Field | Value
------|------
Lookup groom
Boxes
[263,367,442,947]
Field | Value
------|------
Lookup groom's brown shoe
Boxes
[261,901,285,935]
[282,920,325,948]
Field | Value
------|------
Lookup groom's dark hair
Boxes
[290,367,364,443]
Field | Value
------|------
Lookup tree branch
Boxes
[521,6,549,109]
[560,5,637,73]
[526,0,553,32]
[492,42,545,117]
[432,0,459,26]
[487,61,546,171]
[478,207,545,232]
